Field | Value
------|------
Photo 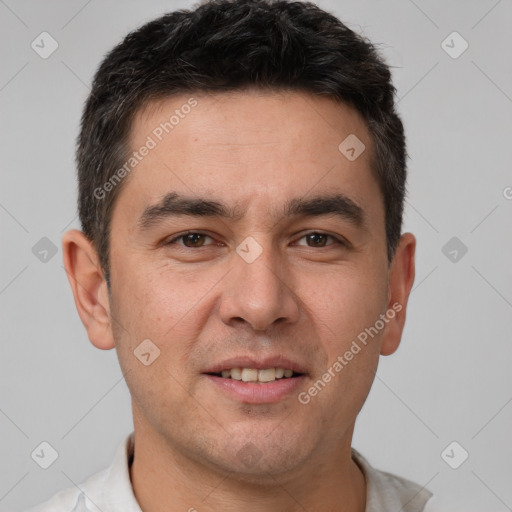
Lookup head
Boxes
[64,0,415,482]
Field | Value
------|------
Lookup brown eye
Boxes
[295,232,343,248]
[166,232,214,248]
[182,233,207,247]
[306,233,329,247]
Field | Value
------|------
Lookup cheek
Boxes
[298,268,385,422]
[109,263,203,425]
[114,257,210,337]
[301,263,388,346]
[110,257,230,394]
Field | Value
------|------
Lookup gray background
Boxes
[1,0,511,510]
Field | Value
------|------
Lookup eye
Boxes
[165,231,346,249]
[166,232,216,248]
[295,232,345,248]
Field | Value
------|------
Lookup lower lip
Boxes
[203,374,307,404]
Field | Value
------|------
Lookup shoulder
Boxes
[23,468,109,512]
[422,495,449,512]
[21,432,136,512]
[351,448,434,512]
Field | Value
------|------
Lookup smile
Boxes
[208,367,302,383]
[204,371,307,404]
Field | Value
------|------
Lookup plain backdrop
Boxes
[1,1,511,510]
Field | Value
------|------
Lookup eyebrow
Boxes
[138,191,367,231]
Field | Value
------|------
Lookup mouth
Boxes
[206,367,304,383]
[202,358,308,404]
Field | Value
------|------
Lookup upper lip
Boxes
[203,356,308,375]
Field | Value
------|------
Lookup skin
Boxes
[63,89,415,512]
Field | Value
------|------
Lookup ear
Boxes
[62,229,115,350]
[380,232,416,356]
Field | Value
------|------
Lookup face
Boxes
[74,89,411,481]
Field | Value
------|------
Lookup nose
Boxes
[218,241,300,332]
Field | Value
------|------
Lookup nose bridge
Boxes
[219,236,299,331]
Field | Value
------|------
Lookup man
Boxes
[27,0,436,510]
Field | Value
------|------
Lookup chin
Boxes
[209,426,312,481]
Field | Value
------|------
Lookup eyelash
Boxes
[165,231,346,249]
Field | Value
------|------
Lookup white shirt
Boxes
[24,432,436,512]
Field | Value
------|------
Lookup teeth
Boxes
[231,368,242,380]
[241,368,258,382]
[218,367,297,382]
[258,368,276,382]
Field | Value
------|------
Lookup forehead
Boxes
[113,89,383,229]
[132,89,370,157]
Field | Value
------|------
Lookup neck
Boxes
[129,420,366,512]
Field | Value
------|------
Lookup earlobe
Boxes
[380,232,416,356]
[62,229,115,350]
